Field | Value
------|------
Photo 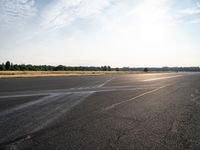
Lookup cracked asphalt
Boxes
[0,73,200,150]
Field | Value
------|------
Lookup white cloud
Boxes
[1,0,200,67]
[174,2,200,25]
[0,0,36,25]
[126,0,171,23]
[179,7,200,15]
[41,0,112,29]
[177,2,200,16]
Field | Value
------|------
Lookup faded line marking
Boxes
[97,87,150,93]
[0,84,158,100]
[97,77,115,88]
[103,85,171,111]
[32,92,94,133]
[0,86,158,100]
[0,91,93,99]
[0,94,57,117]
[143,75,183,82]
[0,93,48,99]
[0,92,94,145]
[0,91,94,117]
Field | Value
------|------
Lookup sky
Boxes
[0,0,200,67]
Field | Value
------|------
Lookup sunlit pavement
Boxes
[0,73,200,150]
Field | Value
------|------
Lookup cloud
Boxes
[127,0,171,22]
[0,0,36,25]
[41,0,112,29]
[179,7,200,16]
[174,2,200,25]
[177,2,200,16]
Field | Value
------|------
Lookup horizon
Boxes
[0,0,200,67]
[1,60,200,69]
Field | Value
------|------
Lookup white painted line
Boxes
[0,86,151,99]
[103,84,171,111]
[32,92,94,133]
[97,87,149,93]
[0,94,58,117]
[142,75,183,82]
[97,77,114,88]
[0,92,94,143]
[0,91,93,99]
[0,93,48,99]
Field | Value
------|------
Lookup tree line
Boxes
[115,67,200,72]
[0,61,199,72]
[0,61,112,71]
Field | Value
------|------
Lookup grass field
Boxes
[0,71,135,78]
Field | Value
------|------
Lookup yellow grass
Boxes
[0,71,134,78]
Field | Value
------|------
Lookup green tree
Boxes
[101,66,107,71]
[54,65,66,71]
[13,64,20,70]
[115,68,119,71]
[0,64,5,70]
[144,68,148,72]
[107,66,111,71]
[5,61,11,70]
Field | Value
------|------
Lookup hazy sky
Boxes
[0,0,200,67]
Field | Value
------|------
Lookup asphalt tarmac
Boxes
[0,72,200,150]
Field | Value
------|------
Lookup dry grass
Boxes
[0,71,133,78]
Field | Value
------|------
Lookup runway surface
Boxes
[0,73,200,150]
